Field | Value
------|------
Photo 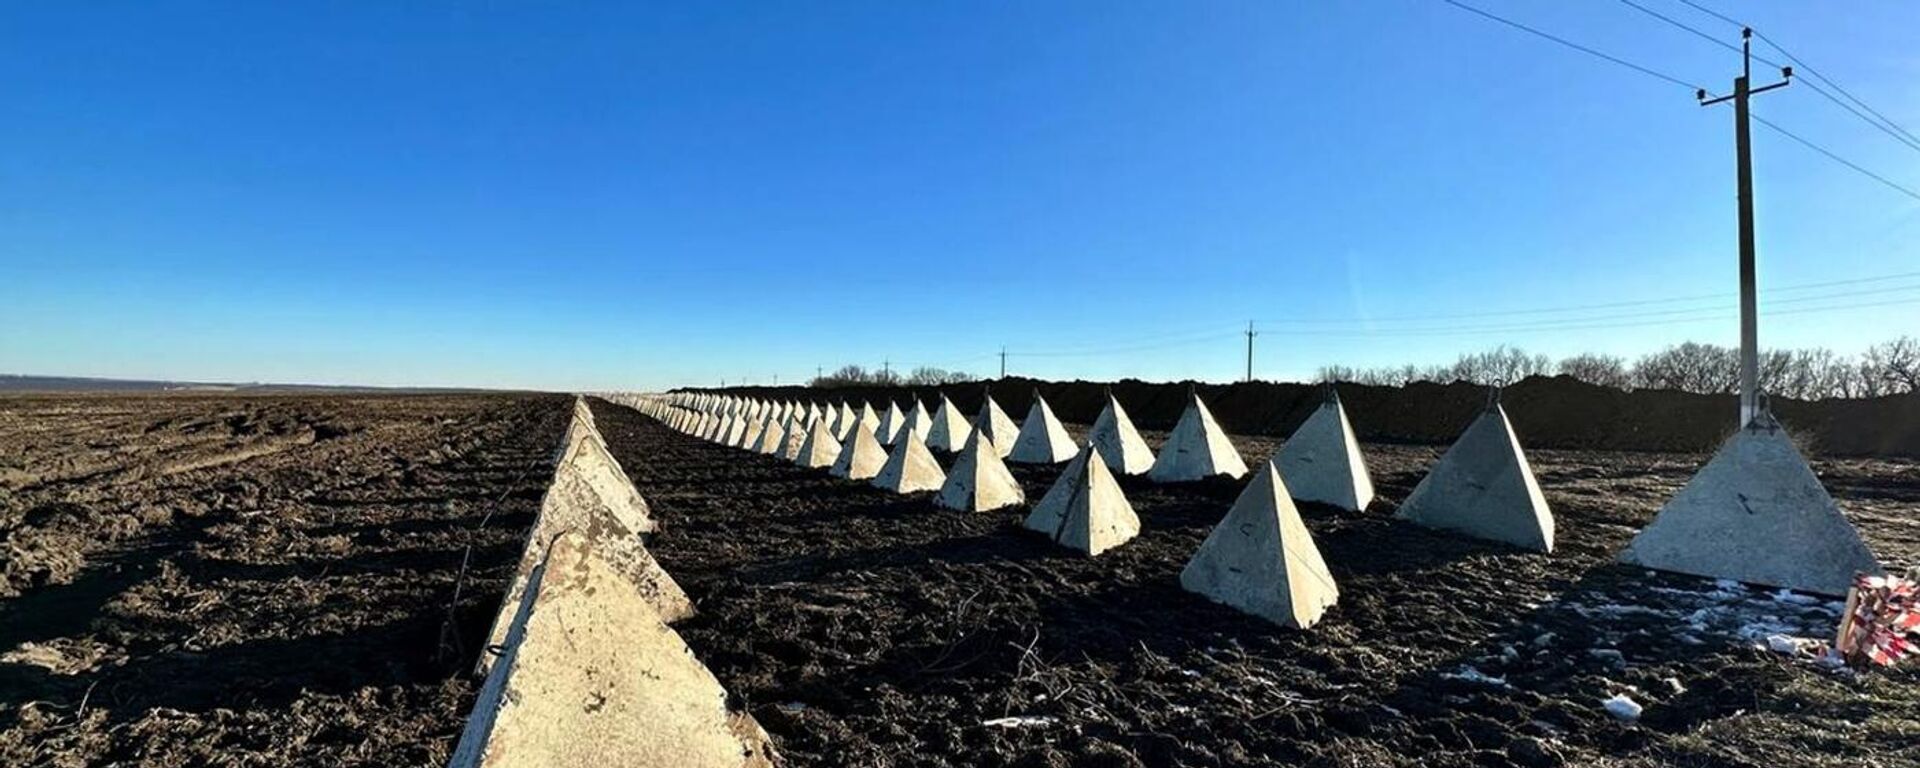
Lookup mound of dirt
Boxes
[701,377,1920,457]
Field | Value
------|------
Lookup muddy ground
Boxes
[0,392,567,766]
[597,400,1919,768]
[2,393,1915,767]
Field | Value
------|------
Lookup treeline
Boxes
[1318,337,1919,399]
[811,364,977,388]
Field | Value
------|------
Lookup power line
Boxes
[1648,0,1920,155]
[1437,0,1920,202]
[1751,114,1920,202]
[1437,0,1703,90]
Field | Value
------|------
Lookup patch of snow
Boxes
[1602,694,1643,721]
[1771,588,1822,606]
[982,716,1057,729]
[1443,665,1510,688]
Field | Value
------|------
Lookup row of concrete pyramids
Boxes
[627,389,1557,630]
[451,398,775,768]
[630,381,1884,617]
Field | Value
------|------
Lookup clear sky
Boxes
[3,1,1916,391]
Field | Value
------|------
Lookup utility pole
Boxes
[999,346,1007,379]
[1244,321,1258,383]
[882,359,891,381]
[1699,28,1790,427]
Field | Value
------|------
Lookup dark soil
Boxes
[594,398,1920,768]
[3,392,1914,767]
[0,392,568,767]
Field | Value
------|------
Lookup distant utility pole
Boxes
[1700,27,1791,427]
[1244,321,1258,383]
[882,359,891,380]
[999,346,1008,379]
[816,366,823,381]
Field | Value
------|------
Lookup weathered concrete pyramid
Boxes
[700,413,726,442]
[750,414,785,455]
[1275,389,1374,512]
[924,394,974,453]
[854,402,882,442]
[902,399,933,443]
[935,431,1025,512]
[805,402,822,426]
[975,394,1021,458]
[877,401,908,445]
[795,416,842,469]
[452,533,777,768]
[1089,392,1155,475]
[776,415,806,461]
[830,420,889,480]
[710,413,736,444]
[871,429,946,494]
[1396,399,1554,552]
[1620,412,1880,595]
[1181,461,1339,629]
[555,412,658,534]
[1149,391,1249,482]
[832,402,858,440]
[1010,394,1079,464]
[724,415,754,449]
[1023,446,1140,556]
[476,459,692,678]
[740,414,770,453]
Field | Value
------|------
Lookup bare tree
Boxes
[1447,345,1550,386]
[1556,353,1632,389]
[1862,336,1919,394]
[1632,342,1739,394]
[905,366,976,385]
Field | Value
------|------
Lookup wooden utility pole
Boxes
[1244,321,1257,383]
[999,346,1007,379]
[1700,28,1790,427]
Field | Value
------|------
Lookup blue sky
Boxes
[3,1,1916,390]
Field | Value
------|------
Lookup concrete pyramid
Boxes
[750,414,785,455]
[854,402,882,442]
[975,394,1021,458]
[724,415,753,448]
[1619,412,1880,595]
[833,402,859,440]
[1181,461,1339,629]
[877,401,908,445]
[1010,394,1079,464]
[776,415,807,461]
[794,416,842,469]
[830,420,889,480]
[700,413,726,442]
[1023,446,1140,556]
[555,414,658,535]
[901,399,933,443]
[740,414,770,453]
[476,459,692,677]
[1396,401,1554,552]
[924,394,973,453]
[1088,392,1155,475]
[935,431,1025,512]
[452,532,777,768]
[1148,391,1249,482]
[1275,390,1374,512]
[871,429,946,494]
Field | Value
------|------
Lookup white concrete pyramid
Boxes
[900,398,933,444]
[854,402,882,442]
[877,401,908,445]
[830,420,889,480]
[924,394,974,453]
[724,415,753,448]
[776,415,806,460]
[1396,401,1554,553]
[795,416,842,469]
[871,429,946,494]
[1089,392,1155,475]
[1010,394,1079,464]
[1148,391,1249,482]
[935,432,1025,512]
[452,532,776,768]
[1181,461,1339,629]
[833,402,858,440]
[975,394,1020,458]
[740,414,770,452]
[750,414,785,454]
[701,413,727,442]
[1023,446,1140,556]
[1620,412,1880,595]
[1275,390,1374,512]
